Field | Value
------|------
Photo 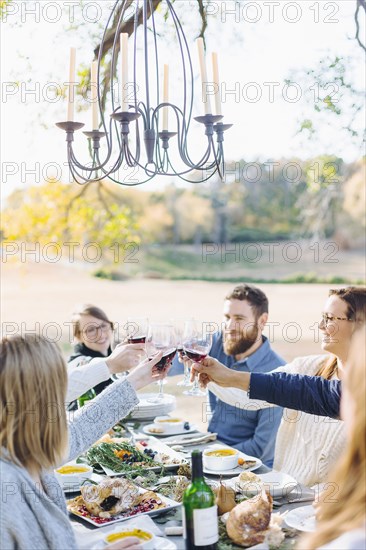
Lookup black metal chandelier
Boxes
[56,0,232,186]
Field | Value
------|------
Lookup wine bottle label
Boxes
[193,505,218,546]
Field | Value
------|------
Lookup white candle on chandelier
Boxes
[163,64,169,131]
[121,32,129,111]
[197,37,212,115]
[212,52,222,116]
[67,47,76,121]
[91,61,99,130]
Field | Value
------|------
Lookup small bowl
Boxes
[104,528,156,549]
[203,446,239,471]
[54,462,93,489]
[153,416,184,434]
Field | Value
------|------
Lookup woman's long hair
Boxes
[0,334,68,472]
[298,325,366,549]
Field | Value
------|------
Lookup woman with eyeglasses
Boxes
[67,305,145,408]
[192,287,366,488]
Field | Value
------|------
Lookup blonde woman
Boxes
[298,325,366,549]
[192,287,366,487]
[0,334,164,550]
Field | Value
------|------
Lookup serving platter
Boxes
[67,486,181,528]
[100,437,186,477]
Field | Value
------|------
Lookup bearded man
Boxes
[206,284,284,467]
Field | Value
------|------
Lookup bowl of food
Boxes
[104,528,156,549]
[54,463,93,489]
[153,416,185,434]
[203,446,239,471]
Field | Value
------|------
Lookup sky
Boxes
[1,0,365,199]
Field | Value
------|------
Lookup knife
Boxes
[164,433,218,446]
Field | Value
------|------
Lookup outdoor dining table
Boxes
[70,422,314,550]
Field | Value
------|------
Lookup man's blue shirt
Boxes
[207,333,284,467]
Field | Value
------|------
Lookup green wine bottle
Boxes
[77,388,96,408]
[183,450,219,550]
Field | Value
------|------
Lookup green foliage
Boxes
[0,0,11,18]
[93,269,128,281]
[1,180,139,253]
[291,55,365,149]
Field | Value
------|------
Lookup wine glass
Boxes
[125,317,149,344]
[145,324,177,402]
[183,321,212,397]
[170,318,194,387]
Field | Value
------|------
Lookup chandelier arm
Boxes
[167,0,194,132]
[95,0,120,153]
[67,153,105,184]
[143,0,151,129]
[67,124,115,172]
[108,2,132,152]
[133,3,139,114]
[68,147,104,181]
[151,104,216,176]
[165,156,220,184]
[103,169,155,186]
[150,0,160,131]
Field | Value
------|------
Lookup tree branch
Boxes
[97,182,114,218]
[197,0,208,40]
[354,0,366,53]
[94,0,162,60]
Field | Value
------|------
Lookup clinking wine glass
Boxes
[123,317,149,369]
[145,323,177,402]
[125,317,149,344]
[183,321,213,397]
[170,318,195,387]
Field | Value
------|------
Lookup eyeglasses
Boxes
[83,321,113,338]
[320,313,353,326]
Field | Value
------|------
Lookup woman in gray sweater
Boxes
[0,334,165,550]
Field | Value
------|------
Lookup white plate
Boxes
[284,505,316,532]
[68,487,181,528]
[227,471,298,498]
[100,437,186,477]
[130,394,176,420]
[92,537,177,549]
[143,423,198,437]
[203,450,262,476]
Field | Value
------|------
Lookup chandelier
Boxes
[56,0,232,186]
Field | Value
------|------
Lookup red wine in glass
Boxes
[155,348,177,371]
[127,336,146,344]
[184,349,207,362]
